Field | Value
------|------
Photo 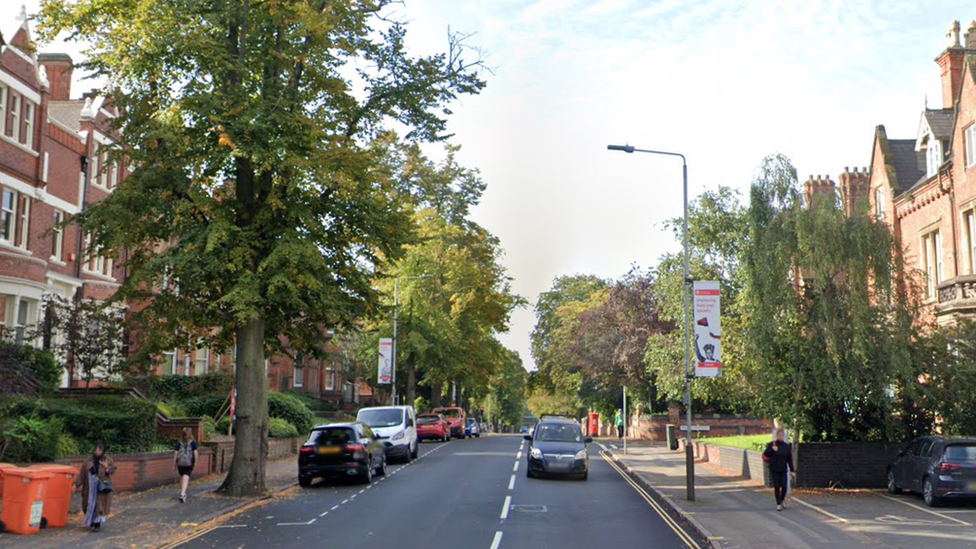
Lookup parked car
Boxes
[298,422,387,486]
[417,413,451,442]
[465,418,481,438]
[525,417,592,480]
[432,407,466,439]
[887,436,976,506]
[356,406,419,463]
[519,425,529,434]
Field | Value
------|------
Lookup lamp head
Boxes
[607,144,635,153]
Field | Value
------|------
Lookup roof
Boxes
[0,5,29,48]
[312,422,359,429]
[888,139,927,194]
[923,108,954,141]
[47,100,85,132]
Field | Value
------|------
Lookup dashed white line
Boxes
[489,531,504,549]
[597,443,609,452]
[512,461,519,472]
[277,518,316,526]
[516,451,522,459]
[331,505,339,511]
[500,496,511,520]
[319,511,329,517]
[341,499,349,504]
[359,489,366,494]
[610,444,618,450]
[508,475,515,490]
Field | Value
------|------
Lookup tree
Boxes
[44,295,127,392]
[737,154,916,442]
[39,0,486,496]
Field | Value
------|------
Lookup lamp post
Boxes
[607,143,695,501]
[392,274,433,405]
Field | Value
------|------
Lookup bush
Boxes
[268,391,315,434]
[146,373,234,400]
[282,390,334,412]
[177,395,229,418]
[268,417,299,438]
[0,343,62,394]
[0,416,64,463]
[215,416,232,434]
[57,434,81,458]
[156,401,187,418]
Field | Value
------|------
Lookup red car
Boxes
[417,414,450,442]
[432,407,466,439]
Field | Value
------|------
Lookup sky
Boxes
[15,0,976,370]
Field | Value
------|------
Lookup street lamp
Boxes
[392,274,433,405]
[607,143,695,501]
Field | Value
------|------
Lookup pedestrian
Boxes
[74,444,116,532]
[762,429,796,511]
[174,427,199,503]
[615,409,624,439]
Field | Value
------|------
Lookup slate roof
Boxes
[48,100,85,132]
[889,138,926,194]
[924,109,955,140]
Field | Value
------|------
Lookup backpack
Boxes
[177,442,195,467]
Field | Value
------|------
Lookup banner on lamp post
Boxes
[378,338,393,384]
[693,281,721,377]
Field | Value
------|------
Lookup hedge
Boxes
[143,373,234,400]
[177,395,229,419]
[268,417,299,438]
[268,391,315,434]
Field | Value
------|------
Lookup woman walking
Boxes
[174,428,199,503]
[74,444,116,531]
[762,429,796,511]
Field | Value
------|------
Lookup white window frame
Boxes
[0,189,15,245]
[51,210,64,261]
[325,362,335,391]
[0,85,6,135]
[965,209,976,276]
[16,194,29,249]
[293,365,303,388]
[927,139,943,177]
[23,101,33,148]
[7,92,19,142]
[921,229,944,299]
[875,187,885,220]
[967,125,976,168]
[161,349,177,375]
[194,341,209,375]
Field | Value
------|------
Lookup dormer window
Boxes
[926,139,943,177]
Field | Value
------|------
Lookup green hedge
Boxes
[0,343,61,394]
[144,373,234,400]
[177,395,228,418]
[0,396,158,457]
[268,391,315,434]
[268,417,299,438]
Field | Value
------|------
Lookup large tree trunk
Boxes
[218,316,268,496]
[405,354,416,407]
[430,384,442,408]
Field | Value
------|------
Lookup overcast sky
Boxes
[18,0,975,370]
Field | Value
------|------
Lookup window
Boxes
[921,229,944,299]
[0,86,5,135]
[293,354,304,388]
[926,139,943,177]
[194,341,209,375]
[1,190,14,244]
[51,211,64,260]
[7,92,19,141]
[875,187,885,220]
[99,150,109,188]
[967,125,976,168]
[965,211,976,272]
[325,362,335,391]
[14,299,29,344]
[84,233,115,277]
[23,102,33,148]
[161,349,177,375]
[16,194,29,249]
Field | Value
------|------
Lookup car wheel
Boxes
[298,475,312,488]
[411,442,419,459]
[403,447,412,463]
[923,478,939,507]
[377,455,387,477]
[580,471,588,481]
[886,471,901,495]
[526,467,534,478]
[360,462,373,484]
[443,433,450,442]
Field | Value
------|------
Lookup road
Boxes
[166,435,703,549]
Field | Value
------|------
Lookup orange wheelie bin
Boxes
[0,468,52,535]
[27,465,77,528]
[0,463,16,499]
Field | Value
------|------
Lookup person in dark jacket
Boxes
[762,429,795,511]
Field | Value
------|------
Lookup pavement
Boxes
[604,440,976,549]
[135,435,708,549]
[0,457,299,549]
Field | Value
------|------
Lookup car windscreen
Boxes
[466,418,477,424]
[535,423,582,443]
[944,444,976,463]
[307,428,356,446]
[358,409,404,428]
[417,416,441,424]
[433,409,460,420]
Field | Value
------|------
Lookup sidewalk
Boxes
[0,458,297,549]
[607,443,886,549]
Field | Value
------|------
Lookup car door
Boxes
[362,425,380,467]
[912,439,935,492]
[894,440,918,488]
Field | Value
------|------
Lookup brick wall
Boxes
[57,448,214,492]
[203,437,303,475]
[634,413,771,442]
[157,418,206,445]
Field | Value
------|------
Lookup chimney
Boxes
[803,175,836,209]
[37,53,73,101]
[838,167,871,217]
[937,20,966,108]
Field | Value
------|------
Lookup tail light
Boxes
[937,462,963,474]
[344,444,366,452]
[299,446,314,455]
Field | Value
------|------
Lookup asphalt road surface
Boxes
[167,435,703,549]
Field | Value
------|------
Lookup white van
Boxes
[356,406,418,463]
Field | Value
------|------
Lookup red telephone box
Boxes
[588,413,600,437]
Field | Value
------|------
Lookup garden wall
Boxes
[57,448,214,492]
[204,436,304,474]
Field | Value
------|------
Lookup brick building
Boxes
[810,20,976,325]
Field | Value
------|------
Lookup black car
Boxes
[887,436,976,506]
[525,418,592,480]
[298,422,387,487]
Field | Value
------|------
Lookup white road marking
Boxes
[500,496,511,520]
[331,505,339,511]
[341,499,349,504]
[610,444,618,449]
[516,451,522,459]
[489,531,504,549]
[359,489,366,494]
[878,494,973,526]
[319,511,329,517]
[597,443,609,452]
[277,518,316,526]
[508,475,515,490]
[791,497,849,524]
[512,461,519,472]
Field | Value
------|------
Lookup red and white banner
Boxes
[378,338,393,384]
[693,281,721,377]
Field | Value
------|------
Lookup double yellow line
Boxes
[601,451,703,549]
[156,525,219,549]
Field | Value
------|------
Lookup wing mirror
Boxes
[523,434,532,441]
[585,437,593,444]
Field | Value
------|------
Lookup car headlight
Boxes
[530,447,543,459]
[575,449,587,460]
[392,430,405,441]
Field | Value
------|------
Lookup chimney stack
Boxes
[937,20,966,108]
[37,53,73,101]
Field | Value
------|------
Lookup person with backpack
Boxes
[762,429,796,511]
[174,428,199,503]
